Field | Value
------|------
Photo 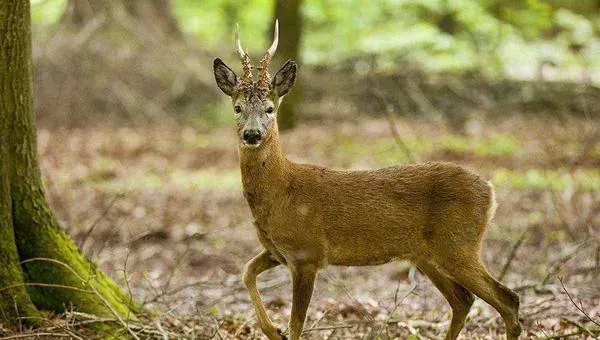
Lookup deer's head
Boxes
[213,20,297,149]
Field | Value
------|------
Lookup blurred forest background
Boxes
[14,0,600,338]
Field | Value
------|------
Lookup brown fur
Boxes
[236,126,522,340]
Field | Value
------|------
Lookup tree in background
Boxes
[0,1,138,328]
[34,0,219,127]
[273,0,303,130]
[61,0,182,40]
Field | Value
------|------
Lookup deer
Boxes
[212,20,522,340]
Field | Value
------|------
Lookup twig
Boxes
[73,14,106,48]
[79,194,122,249]
[16,316,88,340]
[0,333,70,339]
[232,316,255,338]
[379,280,417,339]
[550,191,578,242]
[498,229,528,281]
[210,319,224,340]
[371,88,416,163]
[20,258,141,340]
[0,283,94,294]
[544,328,600,339]
[406,76,440,118]
[560,277,600,330]
[541,244,582,285]
[306,310,329,333]
[302,324,355,332]
[596,244,600,279]
[123,247,136,336]
[324,270,375,324]
[143,281,206,305]
[513,283,549,293]
[562,318,598,338]
[155,319,169,340]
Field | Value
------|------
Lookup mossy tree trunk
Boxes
[273,0,303,130]
[0,1,139,328]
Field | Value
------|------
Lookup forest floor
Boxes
[8,114,600,339]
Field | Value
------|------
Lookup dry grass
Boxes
[2,114,599,339]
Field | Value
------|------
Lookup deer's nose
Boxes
[243,129,262,144]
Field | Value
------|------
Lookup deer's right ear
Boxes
[272,60,297,97]
[213,58,238,96]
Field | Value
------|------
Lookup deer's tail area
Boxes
[485,180,498,225]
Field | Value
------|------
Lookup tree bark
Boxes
[0,0,138,329]
[273,0,303,130]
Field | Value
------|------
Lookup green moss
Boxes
[492,168,600,191]
[89,169,241,192]
[438,135,471,154]
[2,0,139,331]
[19,229,134,317]
[0,208,41,326]
[436,133,520,158]
[474,134,520,158]
[11,183,141,321]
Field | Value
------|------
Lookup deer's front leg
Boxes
[243,250,283,340]
[288,262,318,340]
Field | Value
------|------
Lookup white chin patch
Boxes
[241,142,261,149]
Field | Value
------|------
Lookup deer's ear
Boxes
[272,60,296,97]
[213,58,238,96]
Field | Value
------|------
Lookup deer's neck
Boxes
[239,126,289,216]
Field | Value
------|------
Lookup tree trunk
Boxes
[61,0,182,40]
[273,0,303,130]
[0,1,139,329]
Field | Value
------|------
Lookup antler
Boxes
[235,23,254,91]
[257,19,279,92]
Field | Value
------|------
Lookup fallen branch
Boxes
[544,328,600,339]
[562,317,599,339]
[303,324,355,333]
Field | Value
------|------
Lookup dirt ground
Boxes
[19,115,600,339]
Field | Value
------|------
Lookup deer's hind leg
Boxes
[417,262,474,340]
[243,250,284,340]
[436,256,522,340]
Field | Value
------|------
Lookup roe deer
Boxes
[212,20,522,340]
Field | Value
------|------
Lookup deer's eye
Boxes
[234,106,242,114]
[266,107,274,114]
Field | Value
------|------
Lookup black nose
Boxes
[243,130,262,144]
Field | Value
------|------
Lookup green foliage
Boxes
[31,0,65,26]
[438,133,520,158]
[492,168,600,192]
[475,134,520,157]
[31,0,599,79]
[173,0,272,54]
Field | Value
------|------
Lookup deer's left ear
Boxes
[272,60,296,97]
[213,58,238,96]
